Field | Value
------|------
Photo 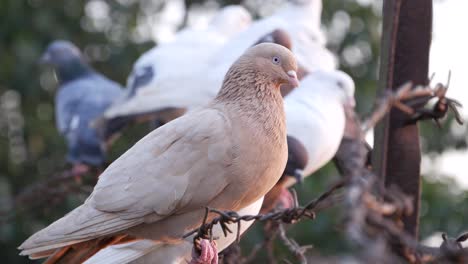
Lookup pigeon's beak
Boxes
[39,52,51,64]
[287,70,300,88]
[346,96,356,108]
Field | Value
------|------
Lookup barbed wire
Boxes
[183,179,346,245]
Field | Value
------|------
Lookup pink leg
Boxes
[71,163,90,183]
[277,187,295,210]
[190,239,218,264]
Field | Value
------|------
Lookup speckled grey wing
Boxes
[19,108,234,257]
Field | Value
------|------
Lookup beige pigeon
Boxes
[18,43,299,263]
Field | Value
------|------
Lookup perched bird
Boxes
[98,5,252,136]
[86,70,356,264]
[19,43,299,264]
[77,30,299,264]
[40,40,123,174]
[284,70,355,181]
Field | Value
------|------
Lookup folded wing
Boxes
[19,108,234,257]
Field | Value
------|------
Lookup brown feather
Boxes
[43,235,138,264]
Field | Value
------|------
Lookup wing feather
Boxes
[20,108,234,256]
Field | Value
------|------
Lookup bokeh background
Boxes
[1,0,467,263]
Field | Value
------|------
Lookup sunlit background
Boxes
[0,0,467,262]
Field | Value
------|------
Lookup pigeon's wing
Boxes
[19,108,235,256]
[83,197,264,264]
[90,108,234,217]
[55,83,85,136]
[56,76,122,136]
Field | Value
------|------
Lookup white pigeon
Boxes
[84,70,356,264]
[102,5,252,123]
[281,69,355,186]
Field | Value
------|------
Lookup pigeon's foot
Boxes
[278,187,295,210]
[190,239,218,264]
[71,164,90,183]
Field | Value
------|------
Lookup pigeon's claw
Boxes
[190,239,218,264]
[278,187,295,210]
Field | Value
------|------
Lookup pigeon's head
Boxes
[252,30,305,96]
[40,40,90,83]
[316,70,355,107]
[253,29,293,51]
[210,5,252,37]
[40,40,85,67]
[218,43,299,100]
[244,43,299,88]
[333,71,356,107]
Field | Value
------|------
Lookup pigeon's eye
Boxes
[272,56,281,65]
[336,81,344,89]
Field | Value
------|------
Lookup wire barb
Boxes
[183,181,346,259]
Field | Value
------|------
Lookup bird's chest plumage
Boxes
[227,112,288,208]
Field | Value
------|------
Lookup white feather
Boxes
[284,70,355,180]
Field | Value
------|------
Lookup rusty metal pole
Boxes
[372,0,432,237]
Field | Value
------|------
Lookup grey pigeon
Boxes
[40,40,123,172]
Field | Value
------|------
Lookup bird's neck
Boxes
[215,70,286,144]
[57,59,93,84]
[216,68,284,111]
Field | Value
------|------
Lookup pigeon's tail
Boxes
[43,235,138,264]
[84,239,196,264]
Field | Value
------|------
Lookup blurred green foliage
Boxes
[0,0,466,263]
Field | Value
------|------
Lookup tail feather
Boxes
[43,235,137,264]
[84,239,161,264]
[19,204,142,257]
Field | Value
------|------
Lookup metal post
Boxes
[373,0,432,237]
